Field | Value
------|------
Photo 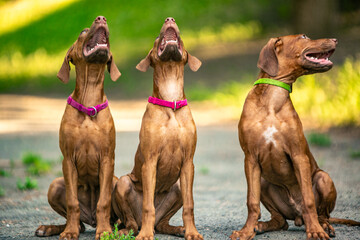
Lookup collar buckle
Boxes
[89,106,98,117]
[173,101,177,111]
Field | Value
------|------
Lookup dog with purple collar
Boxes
[111,17,203,240]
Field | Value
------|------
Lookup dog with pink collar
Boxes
[111,17,203,240]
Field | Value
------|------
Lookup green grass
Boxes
[17,177,38,191]
[307,133,332,147]
[199,166,210,175]
[0,168,11,177]
[0,186,5,197]
[22,152,53,176]
[350,150,360,159]
[100,224,135,240]
[0,0,293,92]
[100,224,159,240]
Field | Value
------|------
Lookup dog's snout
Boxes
[330,38,338,45]
[165,17,175,23]
[95,16,107,24]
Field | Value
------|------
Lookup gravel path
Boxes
[0,126,359,240]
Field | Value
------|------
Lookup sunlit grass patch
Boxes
[0,49,63,79]
[292,58,360,126]
[0,0,78,35]
[183,21,261,49]
[189,57,360,127]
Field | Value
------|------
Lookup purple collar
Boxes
[67,96,108,117]
[148,96,187,111]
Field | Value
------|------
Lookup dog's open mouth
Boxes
[158,27,182,59]
[304,49,335,66]
[83,27,109,59]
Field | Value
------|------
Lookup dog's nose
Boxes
[331,38,338,44]
[165,17,175,23]
[95,16,107,24]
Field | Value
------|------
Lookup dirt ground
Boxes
[0,96,359,240]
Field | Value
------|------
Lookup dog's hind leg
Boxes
[313,170,337,238]
[35,177,86,237]
[112,177,185,237]
[155,180,185,236]
[257,178,290,233]
[112,175,141,235]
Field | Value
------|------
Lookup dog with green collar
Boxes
[232,34,359,240]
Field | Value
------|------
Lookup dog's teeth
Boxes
[326,58,329,61]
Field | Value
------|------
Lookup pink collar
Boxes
[148,96,187,111]
[67,95,108,117]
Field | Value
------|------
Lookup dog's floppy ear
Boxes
[257,37,282,77]
[136,50,152,72]
[107,54,121,81]
[187,51,202,72]
[57,46,73,83]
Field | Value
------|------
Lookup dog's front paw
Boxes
[135,230,154,240]
[185,230,203,240]
[96,226,113,240]
[59,230,79,240]
[306,226,330,240]
[229,227,256,240]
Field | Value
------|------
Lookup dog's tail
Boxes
[329,218,360,226]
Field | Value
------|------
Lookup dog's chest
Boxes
[153,115,195,191]
[62,118,113,181]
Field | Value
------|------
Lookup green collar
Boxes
[254,78,292,93]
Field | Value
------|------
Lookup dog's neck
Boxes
[72,63,106,107]
[152,62,185,101]
[255,71,295,113]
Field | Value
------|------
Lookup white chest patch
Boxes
[263,126,278,147]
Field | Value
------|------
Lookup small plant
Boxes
[100,224,159,240]
[17,177,38,190]
[22,152,52,176]
[10,159,15,170]
[307,132,331,147]
[350,150,360,159]
[0,168,11,177]
[0,186,5,197]
[100,224,135,240]
[199,166,210,175]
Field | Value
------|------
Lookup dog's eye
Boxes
[300,34,309,39]
[80,29,89,35]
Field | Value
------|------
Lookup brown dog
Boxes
[111,17,203,240]
[35,16,121,240]
[231,34,359,240]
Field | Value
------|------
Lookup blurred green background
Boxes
[0,0,359,127]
